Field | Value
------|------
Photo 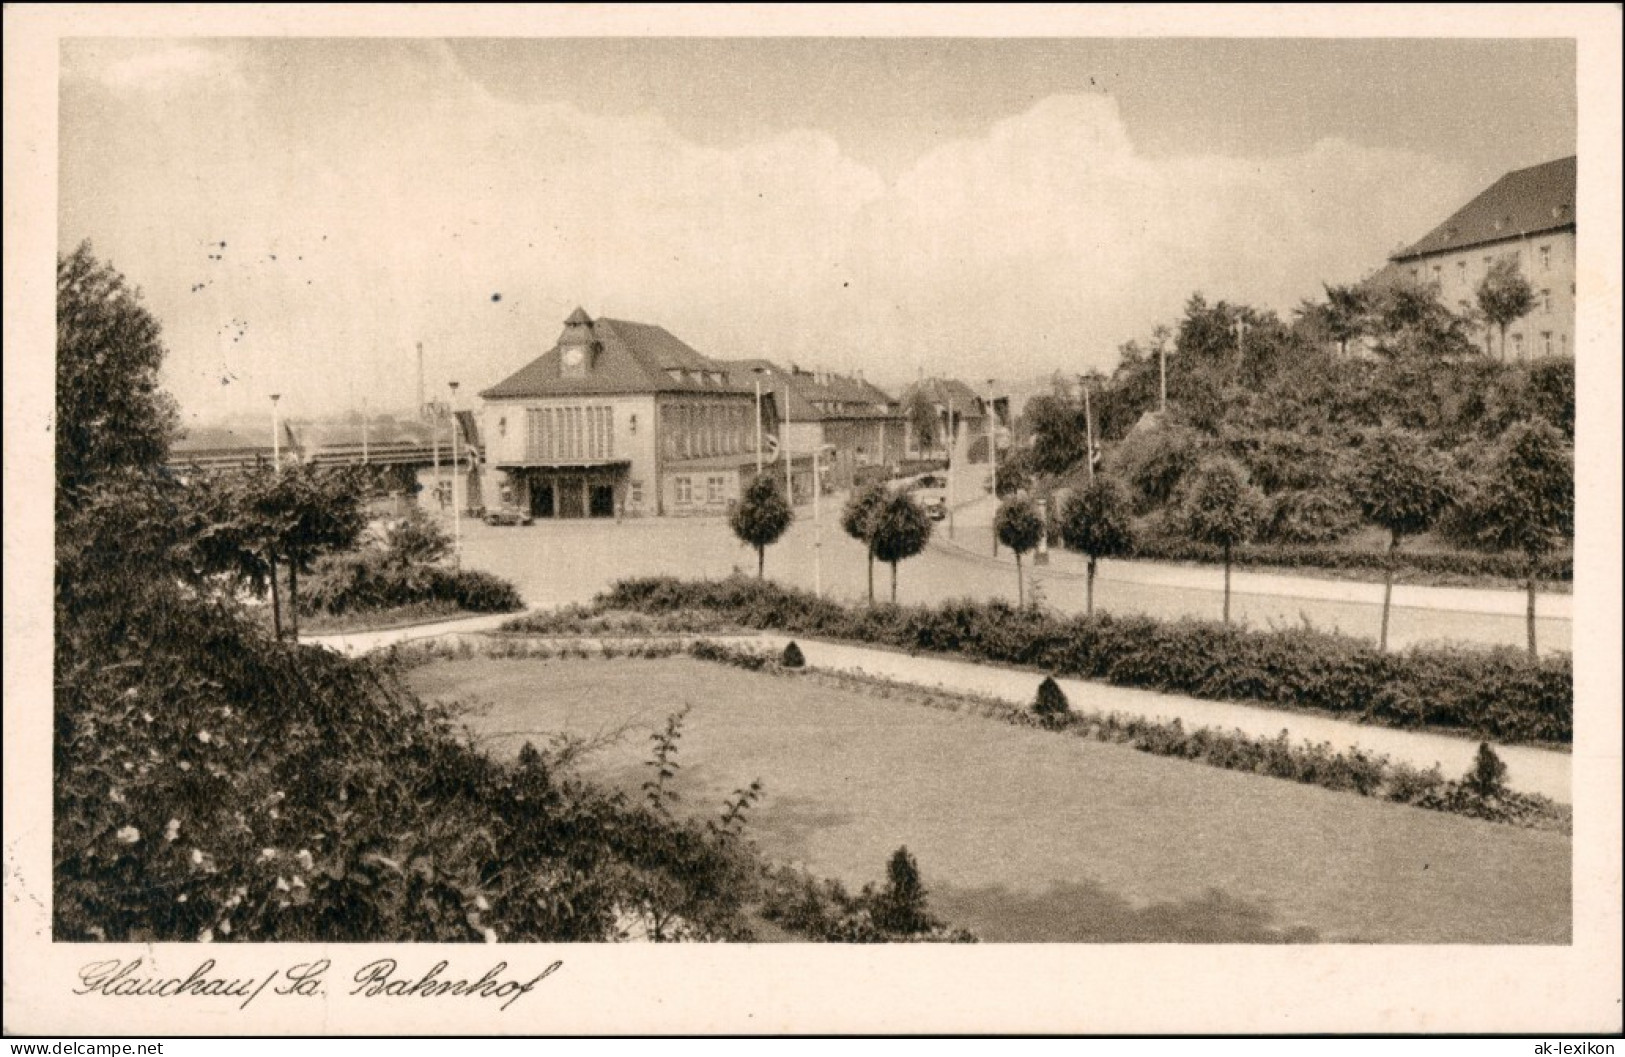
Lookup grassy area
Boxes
[408,655,1571,943]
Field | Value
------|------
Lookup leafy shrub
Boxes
[599,577,1571,744]
[300,552,522,616]
[1263,488,1362,545]
[1034,676,1069,717]
[55,594,763,942]
[781,641,806,668]
[759,849,976,943]
[1465,742,1509,800]
[382,508,452,567]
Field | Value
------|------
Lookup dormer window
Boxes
[666,368,684,383]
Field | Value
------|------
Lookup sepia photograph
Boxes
[5,2,1621,1038]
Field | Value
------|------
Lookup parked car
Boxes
[483,506,533,527]
[924,498,948,521]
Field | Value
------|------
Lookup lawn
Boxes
[407,656,1571,944]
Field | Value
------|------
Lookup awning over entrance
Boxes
[494,459,631,471]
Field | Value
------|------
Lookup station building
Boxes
[479,309,778,517]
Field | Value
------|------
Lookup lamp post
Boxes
[449,380,461,570]
[269,393,281,470]
[1077,374,1096,484]
[813,442,822,597]
[986,380,999,556]
[945,391,955,541]
[752,369,766,476]
[1158,337,1168,414]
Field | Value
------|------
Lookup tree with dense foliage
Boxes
[191,461,368,639]
[994,447,1032,497]
[902,388,940,458]
[55,243,186,624]
[1350,428,1456,651]
[993,497,1045,607]
[1058,477,1136,616]
[841,483,890,603]
[1023,390,1090,480]
[1476,257,1537,361]
[1178,458,1266,624]
[1454,420,1573,655]
[730,473,793,579]
[1321,282,1371,358]
[870,492,933,603]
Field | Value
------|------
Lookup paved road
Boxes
[443,492,1571,655]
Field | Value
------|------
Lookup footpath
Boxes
[308,613,1572,804]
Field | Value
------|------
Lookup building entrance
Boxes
[529,482,555,518]
[589,484,615,518]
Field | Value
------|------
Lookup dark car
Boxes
[483,507,533,527]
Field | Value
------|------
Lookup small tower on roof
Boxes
[559,307,598,376]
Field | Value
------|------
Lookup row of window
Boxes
[673,474,730,505]
[665,368,730,387]
[1507,331,1568,358]
[1414,243,1564,291]
[664,401,751,460]
[526,405,614,462]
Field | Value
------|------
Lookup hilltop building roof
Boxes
[1391,156,1576,262]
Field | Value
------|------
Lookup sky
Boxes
[58,36,1576,424]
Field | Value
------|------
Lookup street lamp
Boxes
[752,367,768,476]
[448,380,461,570]
[784,377,794,504]
[986,379,999,557]
[269,393,281,470]
[945,390,955,541]
[1076,374,1096,484]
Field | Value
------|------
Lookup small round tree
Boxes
[1457,420,1573,655]
[730,474,793,579]
[870,492,933,603]
[993,496,1045,607]
[1059,476,1136,616]
[1475,257,1537,360]
[841,483,891,604]
[1179,458,1266,625]
[1350,428,1456,652]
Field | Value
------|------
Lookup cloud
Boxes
[66,42,243,94]
[58,49,1473,419]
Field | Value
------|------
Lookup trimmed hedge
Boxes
[301,553,523,616]
[597,577,1572,745]
[1127,535,1572,582]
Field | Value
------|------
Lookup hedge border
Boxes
[595,577,1573,745]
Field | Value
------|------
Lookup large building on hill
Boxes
[479,309,779,518]
[1389,155,1576,360]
